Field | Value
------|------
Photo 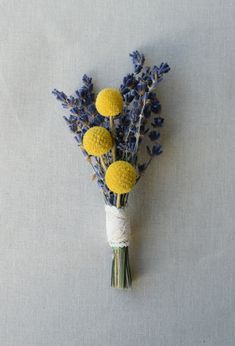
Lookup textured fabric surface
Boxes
[0,1,235,345]
[105,205,130,247]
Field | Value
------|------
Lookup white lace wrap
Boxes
[105,205,131,247]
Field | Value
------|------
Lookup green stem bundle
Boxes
[111,247,132,289]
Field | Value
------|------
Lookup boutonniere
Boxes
[53,51,170,289]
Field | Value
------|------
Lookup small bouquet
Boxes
[52,51,170,289]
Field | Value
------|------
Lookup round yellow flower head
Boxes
[105,161,137,194]
[83,126,113,156]
[96,88,123,117]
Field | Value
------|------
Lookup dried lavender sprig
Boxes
[52,79,109,202]
[117,51,170,177]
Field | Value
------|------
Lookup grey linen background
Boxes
[0,0,235,345]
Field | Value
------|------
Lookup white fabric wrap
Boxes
[105,205,131,247]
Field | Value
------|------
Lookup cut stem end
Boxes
[111,247,132,289]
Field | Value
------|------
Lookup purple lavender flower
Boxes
[129,51,145,74]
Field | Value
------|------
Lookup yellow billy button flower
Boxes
[83,126,113,156]
[105,161,137,194]
[96,88,123,117]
